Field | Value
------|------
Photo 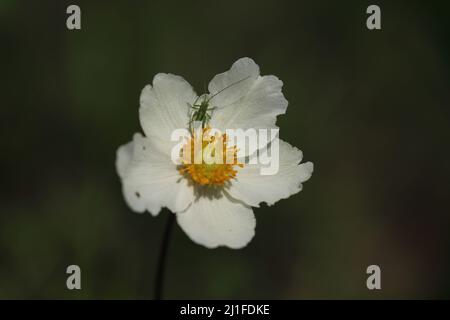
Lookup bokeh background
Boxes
[1,0,449,299]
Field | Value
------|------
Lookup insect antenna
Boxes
[203,81,207,97]
[207,75,252,103]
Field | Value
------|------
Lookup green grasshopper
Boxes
[188,76,251,131]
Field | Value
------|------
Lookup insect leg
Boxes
[187,103,200,110]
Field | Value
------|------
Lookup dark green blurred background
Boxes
[1,0,449,299]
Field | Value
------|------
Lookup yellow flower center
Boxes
[178,128,243,186]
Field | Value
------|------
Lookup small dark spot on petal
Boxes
[135,192,141,198]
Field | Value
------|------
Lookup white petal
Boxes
[226,140,313,207]
[116,133,194,216]
[139,73,197,142]
[208,57,260,107]
[116,140,133,179]
[209,58,288,131]
[176,193,256,249]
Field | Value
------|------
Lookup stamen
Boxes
[178,128,243,186]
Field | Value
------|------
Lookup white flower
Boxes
[116,58,313,249]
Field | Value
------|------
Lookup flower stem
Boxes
[154,213,175,300]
